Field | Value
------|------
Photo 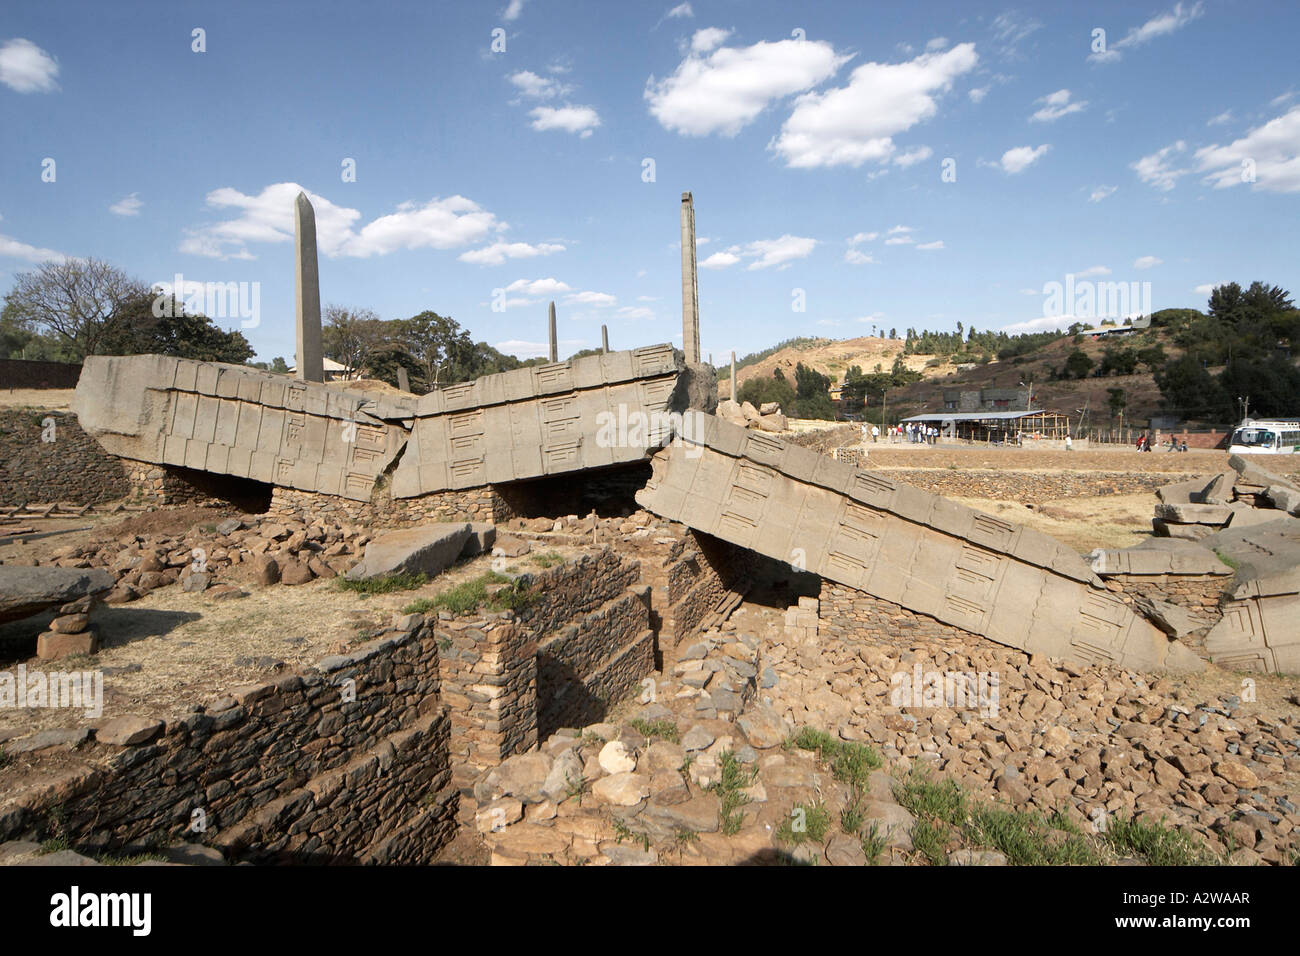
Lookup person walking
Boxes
[1064,434,1073,452]
[871,424,879,443]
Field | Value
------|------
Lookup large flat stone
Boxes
[0,567,113,625]
[345,523,473,580]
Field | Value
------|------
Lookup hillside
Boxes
[722,336,940,400]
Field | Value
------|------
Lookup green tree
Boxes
[99,291,254,363]
[1154,354,1227,420]
[4,258,147,358]
[1064,348,1094,380]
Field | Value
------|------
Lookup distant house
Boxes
[286,357,360,381]
[942,387,1030,412]
[1078,315,1152,339]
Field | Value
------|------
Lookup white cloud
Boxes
[893,145,933,167]
[884,236,914,246]
[847,231,879,244]
[0,232,64,262]
[495,338,584,358]
[1194,106,1300,193]
[1076,265,1111,277]
[1207,109,1233,126]
[109,193,143,217]
[506,278,571,296]
[887,225,913,234]
[1030,88,1086,122]
[771,43,978,168]
[702,236,816,270]
[990,12,1043,59]
[1193,282,1225,295]
[856,312,884,323]
[1132,140,1188,191]
[507,70,572,99]
[1134,255,1162,269]
[645,32,848,136]
[459,240,565,265]
[502,0,527,22]
[1089,2,1204,64]
[690,27,731,54]
[1088,184,1118,202]
[844,249,877,264]
[1271,90,1297,108]
[180,182,502,260]
[968,86,989,103]
[617,306,655,320]
[529,105,601,137]
[916,240,944,250]
[998,315,1074,335]
[998,144,1049,173]
[636,295,658,302]
[926,37,949,51]
[566,290,616,306]
[744,235,817,270]
[666,3,694,18]
[0,38,59,93]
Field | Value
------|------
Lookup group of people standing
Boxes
[863,422,938,444]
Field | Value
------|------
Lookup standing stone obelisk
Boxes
[601,324,609,353]
[294,191,324,383]
[680,192,700,364]
[548,301,558,362]
[730,350,736,400]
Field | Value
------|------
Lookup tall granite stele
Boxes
[295,191,325,383]
[548,301,558,363]
[680,192,700,364]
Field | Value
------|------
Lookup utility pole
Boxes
[881,387,888,430]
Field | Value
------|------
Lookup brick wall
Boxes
[663,531,754,641]
[0,410,130,505]
[0,618,457,864]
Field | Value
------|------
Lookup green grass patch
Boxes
[629,718,679,743]
[38,835,70,856]
[776,802,832,845]
[97,851,167,866]
[420,572,536,616]
[860,822,887,865]
[785,726,881,789]
[1214,549,1240,571]
[336,571,428,595]
[1102,815,1215,866]
[894,771,1213,866]
[709,750,756,836]
[529,551,564,568]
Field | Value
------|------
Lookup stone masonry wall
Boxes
[664,531,754,642]
[437,549,651,787]
[0,617,457,864]
[819,582,980,645]
[0,409,130,505]
[1105,573,1232,628]
[269,484,512,526]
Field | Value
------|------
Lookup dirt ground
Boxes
[0,388,74,410]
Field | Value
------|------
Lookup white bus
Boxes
[1227,419,1300,455]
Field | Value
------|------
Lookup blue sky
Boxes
[2,0,1298,364]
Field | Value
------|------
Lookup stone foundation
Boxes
[818,583,980,644]
[0,617,457,864]
[0,410,129,505]
[269,484,512,526]
[436,549,653,787]
[1104,573,1232,629]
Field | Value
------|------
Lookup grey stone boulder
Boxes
[345,522,474,581]
[0,567,114,624]
[1132,595,1200,640]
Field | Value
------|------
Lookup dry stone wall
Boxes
[436,550,653,785]
[0,616,457,863]
[0,410,129,505]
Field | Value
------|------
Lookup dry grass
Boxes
[948,493,1155,552]
[0,543,587,738]
[0,389,74,410]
